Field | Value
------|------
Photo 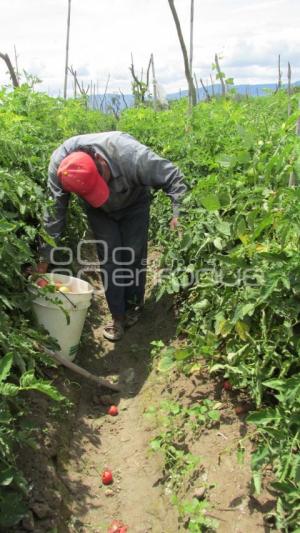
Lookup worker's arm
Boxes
[119,134,187,218]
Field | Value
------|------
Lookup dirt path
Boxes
[61,289,179,533]
[13,253,276,533]
[55,262,276,533]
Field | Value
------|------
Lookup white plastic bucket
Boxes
[30,273,94,361]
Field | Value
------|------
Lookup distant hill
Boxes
[168,81,300,100]
[89,81,300,112]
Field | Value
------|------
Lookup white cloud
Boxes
[0,0,299,95]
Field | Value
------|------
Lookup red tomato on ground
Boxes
[102,469,113,485]
[235,404,249,415]
[223,379,232,391]
[107,405,119,416]
[107,520,128,532]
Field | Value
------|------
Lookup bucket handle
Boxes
[60,291,77,309]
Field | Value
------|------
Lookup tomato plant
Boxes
[0,85,116,527]
[121,91,300,529]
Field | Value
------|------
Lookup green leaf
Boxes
[237,445,245,465]
[17,186,24,198]
[174,349,192,361]
[235,321,249,341]
[213,237,223,250]
[215,313,232,337]
[192,299,209,311]
[19,370,35,387]
[150,437,162,451]
[170,276,180,293]
[20,371,65,401]
[200,194,220,211]
[209,363,226,373]
[0,383,19,397]
[157,355,176,373]
[208,410,220,421]
[247,409,280,425]
[0,353,13,383]
[0,468,14,486]
[233,303,255,323]
[253,470,262,494]
[26,382,65,401]
[0,491,27,527]
[216,154,237,169]
[216,221,231,236]
[262,379,285,391]
[253,214,273,239]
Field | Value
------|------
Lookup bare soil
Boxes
[11,253,277,533]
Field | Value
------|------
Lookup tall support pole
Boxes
[189,1,194,77]
[189,0,194,111]
[13,44,19,81]
[287,62,292,117]
[210,73,215,97]
[194,73,199,102]
[0,52,19,88]
[63,0,72,99]
[289,99,300,187]
[74,69,77,98]
[168,0,196,107]
[151,53,158,111]
[277,54,282,90]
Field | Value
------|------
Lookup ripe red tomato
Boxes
[107,405,119,416]
[36,278,49,288]
[102,469,113,485]
[107,520,128,533]
[235,404,249,415]
[223,379,232,391]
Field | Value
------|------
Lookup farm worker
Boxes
[37,131,186,341]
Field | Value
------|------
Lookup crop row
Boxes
[119,93,300,530]
[0,86,115,527]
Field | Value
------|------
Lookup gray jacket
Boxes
[41,131,186,260]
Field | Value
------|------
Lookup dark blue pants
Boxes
[85,200,150,317]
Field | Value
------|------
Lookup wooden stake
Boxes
[214,53,226,96]
[168,0,196,107]
[289,99,300,187]
[63,0,72,99]
[274,54,282,94]
[200,77,211,102]
[193,73,199,103]
[189,0,194,109]
[210,74,215,97]
[13,44,19,81]
[100,73,110,111]
[151,53,158,110]
[288,62,292,117]
[0,51,19,88]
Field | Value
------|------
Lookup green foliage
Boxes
[173,496,219,532]
[121,92,300,528]
[0,85,116,526]
[148,399,202,490]
[147,397,220,528]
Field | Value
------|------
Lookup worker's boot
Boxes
[103,318,125,341]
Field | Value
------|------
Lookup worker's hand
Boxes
[170,217,179,230]
[35,261,49,274]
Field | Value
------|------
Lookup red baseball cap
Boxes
[57,151,109,207]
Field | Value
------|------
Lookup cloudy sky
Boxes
[1,0,299,96]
